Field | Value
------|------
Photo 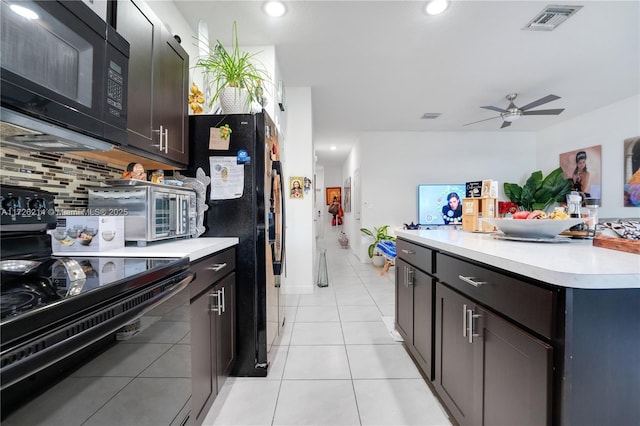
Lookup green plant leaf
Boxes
[503,167,572,212]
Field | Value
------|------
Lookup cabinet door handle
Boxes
[458,275,487,287]
[206,263,227,271]
[152,125,164,151]
[467,308,481,343]
[164,127,169,153]
[403,266,408,288]
[407,268,414,286]
[220,287,226,313]
[210,291,220,313]
[462,304,468,337]
[401,249,415,254]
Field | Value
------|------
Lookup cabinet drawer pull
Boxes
[401,249,415,254]
[206,263,227,272]
[458,275,487,287]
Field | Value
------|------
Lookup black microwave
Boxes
[0,0,129,150]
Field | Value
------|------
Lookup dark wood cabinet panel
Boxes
[215,273,235,393]
[435,283,480,426]
[115,0,156,149]
[395,258,434,379]
[190,250,236,426]
[114,0,189,166]
[395,259,413,343]
[190,289,216,423]
[480,305,552,426]
[436,252,556,339]
[411,266,433,379]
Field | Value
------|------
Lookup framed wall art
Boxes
[343,177,351,212]
[325,187,341,205]
[624,136,640,206]
[290,176,304,199]
[559,145,602,198]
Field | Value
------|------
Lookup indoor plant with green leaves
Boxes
[195,21,270,113]
[360,225,396,261]
[503,167,573,212]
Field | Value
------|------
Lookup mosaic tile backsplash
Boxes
[0,147,125,211]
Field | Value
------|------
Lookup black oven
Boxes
[0,186,195,424]
[0,0,129,149]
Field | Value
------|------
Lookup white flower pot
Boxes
[219,87,250,114]
[372,255,386,267]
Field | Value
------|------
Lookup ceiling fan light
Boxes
[425,0,450,16]
[263,1,286,17]
[503,113,521,122]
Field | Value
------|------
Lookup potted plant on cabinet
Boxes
[194,21,270,113]
[360,225,395,267]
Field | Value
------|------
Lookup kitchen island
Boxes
[394,229,639,426]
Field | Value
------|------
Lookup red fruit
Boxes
[527,210,546,219]
[513,211,530,219]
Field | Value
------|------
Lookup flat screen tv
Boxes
[417,184,466,226]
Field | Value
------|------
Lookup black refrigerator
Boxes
[189,111,285,377]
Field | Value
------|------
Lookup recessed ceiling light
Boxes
[264,1,286,17]
[10,4,39,20]
[425,0,450,16]
[330,146,337,151]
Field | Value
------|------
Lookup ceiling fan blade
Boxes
[480,105,507,113]
[500,121,512,129]
[463,115,501,126]
[519,95,561,111]
[522,108,565,116]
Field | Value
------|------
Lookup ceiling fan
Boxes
[465,93,564,129]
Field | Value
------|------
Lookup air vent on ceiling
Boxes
[523,5,582,31]
[421,113,441,120]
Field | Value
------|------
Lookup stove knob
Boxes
[28,198,47,210]
[2,196,22,219]
[2,196,21,210]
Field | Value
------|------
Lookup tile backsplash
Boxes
[0,147,124,210]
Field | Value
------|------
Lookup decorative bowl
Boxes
[102,230,116,241]
[483,218,585,239]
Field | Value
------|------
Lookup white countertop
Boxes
[395,229,640,290]
[53,237,239,262]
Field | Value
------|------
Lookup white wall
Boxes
[282,87,314,294]
[346,131,536,258]
[537,95,640,218]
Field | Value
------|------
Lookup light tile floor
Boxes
[202,239,452,426]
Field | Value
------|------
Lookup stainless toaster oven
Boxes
[89,182,196,246]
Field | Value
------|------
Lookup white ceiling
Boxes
[173,1,640,165]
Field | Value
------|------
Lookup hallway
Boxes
[202,236,452,425]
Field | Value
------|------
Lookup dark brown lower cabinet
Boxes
[395,258,433,379]
[435,283,552,426]
[190,248,236,426]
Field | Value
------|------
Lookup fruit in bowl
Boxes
[78,233,94,246]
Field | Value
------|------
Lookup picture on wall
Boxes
[326,187,341,205]
[624,136,640,207]
[559,145,602,198]
[290,176,304,199]
[343,177,351,212]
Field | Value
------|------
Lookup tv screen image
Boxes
[417,184,466,225]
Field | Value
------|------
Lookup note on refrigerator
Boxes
[209,157,244,200]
